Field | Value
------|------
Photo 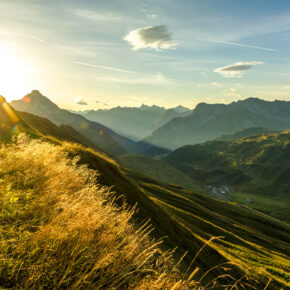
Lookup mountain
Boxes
[155,108,191,128]
[82,105,165,140]
[165,130,290,221]
[144,98,290,149]
[173,105,191,113]
[81,104,191,140]
[10,91,168,157]
[217,127,278,141]
[0,98,289,288]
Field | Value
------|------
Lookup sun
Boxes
[0,42,34,102]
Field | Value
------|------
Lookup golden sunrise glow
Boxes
[0,43,34,101]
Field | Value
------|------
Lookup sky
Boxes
[0,0,290,110]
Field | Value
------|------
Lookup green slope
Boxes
[165,131,290,221]
[217,127,278,141]
[118,153,202,192]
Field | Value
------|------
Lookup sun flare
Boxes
[0,43,34,102]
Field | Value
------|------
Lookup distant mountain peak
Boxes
[173,105,190,113]
[139,104,164,110]
[16,90,59,111]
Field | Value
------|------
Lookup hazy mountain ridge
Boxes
[81,104,191,140]
[144,98,290,149]
[11,91,168,157]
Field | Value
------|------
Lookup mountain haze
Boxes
[82,104,191,140]
[144,98,290,149]
[11,91,168,156]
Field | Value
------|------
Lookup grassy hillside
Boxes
[1,98,289,288]
[166,131,290,221]
[217,127,278,141]
[0,137,193,289]
[118,153,202,192]
[140,182,290,287]
[16,110,102,151]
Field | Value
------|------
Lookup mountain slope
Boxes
[217,127,278,141]
[165,130,290,221]
[11,90,128,156]
[118,153,201,191]
[155,108,191,128]
[0,98,289,287]
[144,98,290,149]
[11,91,168,157]
[83,105,165,140]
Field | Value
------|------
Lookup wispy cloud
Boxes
[211,82,223,88]
[75,98,88,105]
[214,61,263,78]
[73,60,174,86]
[223,89,241,98]
[57,46,95,57]
[123,25,176,51]
[212,40,278,52]
[146,13,157,19]
[96,73,173,86]
[72,61,138,74]
[75,9,121,22]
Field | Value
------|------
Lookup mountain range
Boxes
[11,91,169,157]
[79,104,191,140]
[144,98,290,149]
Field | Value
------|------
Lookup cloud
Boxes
[212,40,278,52]
[96,100,108,106]
[123,25,176,50]
[214,61,263,78]
[211,82,223,88]
[75,9,121,22]
[146,13,157,19]
[76,98,88,105]
[96,73,173,86]
[72,61,137,74]
[223,89,241,98]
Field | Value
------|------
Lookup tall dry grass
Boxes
[0,135,196,289]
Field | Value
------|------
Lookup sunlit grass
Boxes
[0,135,192,289]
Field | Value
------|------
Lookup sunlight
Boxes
[0,42,34,101]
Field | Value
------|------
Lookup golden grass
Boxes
[0,135,194,289]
